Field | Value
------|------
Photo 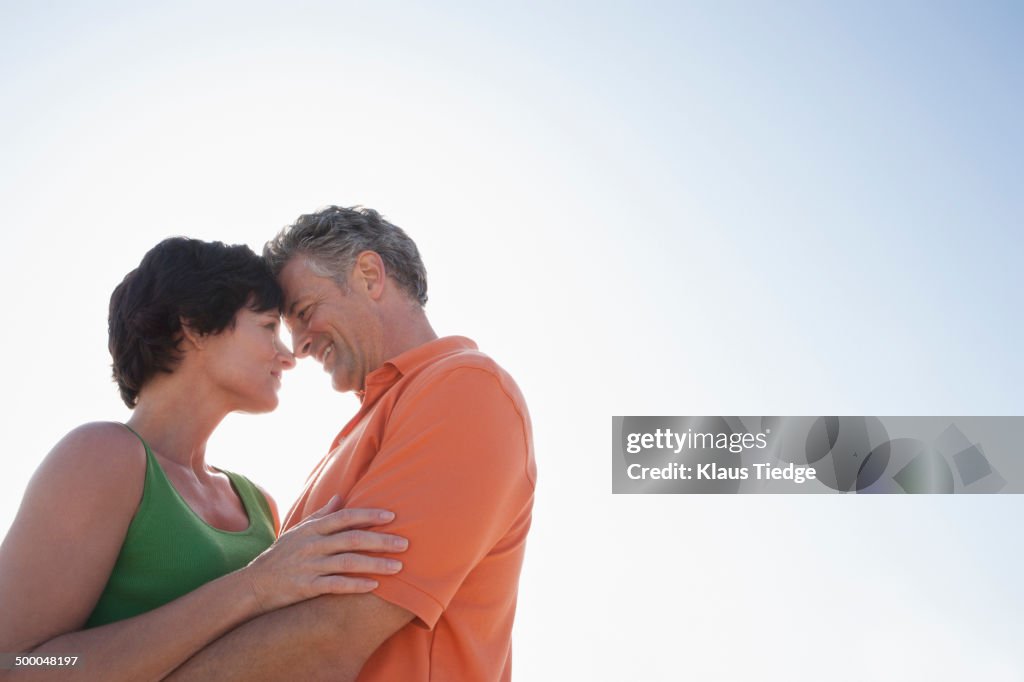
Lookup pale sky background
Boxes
[2,2,1023,679]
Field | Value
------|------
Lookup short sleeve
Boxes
[343,366,535,628]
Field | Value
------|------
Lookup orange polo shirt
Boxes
[283,336,536,681]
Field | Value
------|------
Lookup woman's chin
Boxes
[236,395,279,415]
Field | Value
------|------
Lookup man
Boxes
[170,206,536,681]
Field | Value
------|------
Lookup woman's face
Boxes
[200,306,296,414]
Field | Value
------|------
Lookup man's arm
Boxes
[170,364,534,681]
[166,593,413,682]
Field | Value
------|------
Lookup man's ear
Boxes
[179,317,206,349]
[352,250,387,301]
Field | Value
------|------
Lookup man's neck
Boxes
[380,304,438,362]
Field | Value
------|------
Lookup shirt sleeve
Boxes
[342,365,535,629]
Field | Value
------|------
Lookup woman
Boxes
[0,238,406,680]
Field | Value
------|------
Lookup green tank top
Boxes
[85,428,276,627]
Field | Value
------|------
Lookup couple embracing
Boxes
[0,206,536,681]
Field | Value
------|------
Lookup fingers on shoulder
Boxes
[315,507,394,533]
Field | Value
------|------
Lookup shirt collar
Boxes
[359,336,478,403]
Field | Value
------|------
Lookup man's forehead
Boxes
[278,258,315,306]
[280,257,344,317]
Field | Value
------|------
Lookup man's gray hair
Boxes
[264,205,428,306]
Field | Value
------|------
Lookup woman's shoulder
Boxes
[33,421,147,502]
[0,425,150,650]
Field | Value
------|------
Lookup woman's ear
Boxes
[179,317,206,350]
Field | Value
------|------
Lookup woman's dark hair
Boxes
[108,237,283,408]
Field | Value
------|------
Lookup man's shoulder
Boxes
[427,345,499,373]
[413,345,526,407]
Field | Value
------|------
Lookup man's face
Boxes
[278,257,382,393]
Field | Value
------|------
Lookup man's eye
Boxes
[298,306,311,321]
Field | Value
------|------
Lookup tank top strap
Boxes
[120,424,274,534]
[219,469,275,529]
[119,423,181,510]
[120,422,154,459]
[87,424,277,627]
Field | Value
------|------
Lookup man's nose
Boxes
[291,331,313,359]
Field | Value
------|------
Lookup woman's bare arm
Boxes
[0,423,405,681]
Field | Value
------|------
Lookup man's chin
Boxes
[330,374,349,394]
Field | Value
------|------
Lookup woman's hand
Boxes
[243,496,408,613]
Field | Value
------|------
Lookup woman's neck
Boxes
[126,381,228,475]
